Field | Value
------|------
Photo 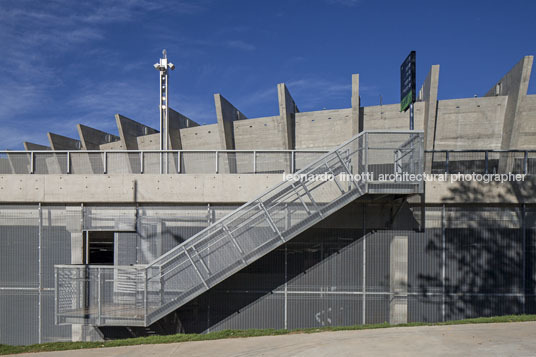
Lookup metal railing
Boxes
[0,150,328,175]
[426,150,536,175]
[55,131,424,327]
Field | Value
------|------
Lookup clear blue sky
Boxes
[0,0,534,149]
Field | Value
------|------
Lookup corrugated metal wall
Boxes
[1,203,535,344]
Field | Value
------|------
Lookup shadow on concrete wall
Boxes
[416,180,534,321]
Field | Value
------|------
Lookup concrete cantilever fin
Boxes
[46,133,82,173]
[77,124,119,150]
[214,94,246,150]
[168,107,200,150]
[23,142,51,151]
[47,132,81,150]
[351,74,360,135]
[277,83,299,150]
[485,55,533,151]
[421,65,440,173]
[115,114,158,150]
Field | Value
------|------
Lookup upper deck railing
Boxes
[425,150,536,175]
[0,150,328,175]
[1,149,534,176]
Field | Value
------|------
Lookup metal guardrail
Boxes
[55,131,424,327]
[0,150,328,175]
[426,150,536,175]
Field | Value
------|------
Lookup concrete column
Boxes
[65,205,85,341]
[389,235,408,325]
[351,74,360,135]
[421,65,440,173]
[277,83,298,150]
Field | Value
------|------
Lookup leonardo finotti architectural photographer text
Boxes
[283,172,526,183]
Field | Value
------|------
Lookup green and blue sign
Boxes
[400,51,416,112]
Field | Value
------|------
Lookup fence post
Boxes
[66,152,71,174]
[140,152,144,174]
[103,152,108,174]
[177,151,182,174]
[54,268,58,325]
[144,268,148,326]
[445,151,449,174]
[485,151,488,175]
[215,151,219,174]
[524,151,528,175]
[97,268,102,325]
[31,152,35,174]
[253,151,257,174]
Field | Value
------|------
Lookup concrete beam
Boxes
[351,74,360,135]
[214,94,246,150]
[77,124,119,150]
[23,142,50,151]
[278,83,298,149]
[115,114,158,150]
[47,133,81,150]
[168,107,200,150]
[485,55,533,150]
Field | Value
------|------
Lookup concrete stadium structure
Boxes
[0,55,535,345]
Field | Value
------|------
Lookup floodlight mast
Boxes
[154,49,175,173]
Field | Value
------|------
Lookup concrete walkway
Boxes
[20,322,536,357]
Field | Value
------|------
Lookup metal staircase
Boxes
[55,131,424,327]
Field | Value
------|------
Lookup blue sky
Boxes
[0,0,534,149]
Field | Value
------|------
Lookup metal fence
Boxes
[0,150,328,175]
[426,150,536,175]
[55,131,424,327]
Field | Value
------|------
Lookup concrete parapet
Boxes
[517,95,536,149]
[362,102,424,131]
[295,109,353,150]
[433,96,507,150]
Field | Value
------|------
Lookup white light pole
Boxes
[154,49,175,173]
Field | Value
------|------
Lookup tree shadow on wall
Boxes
[417,178,536,321]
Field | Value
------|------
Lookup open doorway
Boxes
[84,231,115,265]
